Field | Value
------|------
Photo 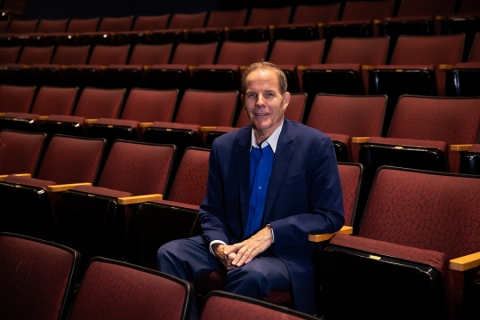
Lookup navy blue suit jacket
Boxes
[198,119,344,314]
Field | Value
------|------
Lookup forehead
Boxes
[245,68,281,92]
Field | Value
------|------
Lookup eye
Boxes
[247,93,256,98]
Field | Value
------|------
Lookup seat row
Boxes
[1,85,479,175]
[2,232,314,320]
[1,0,480,47]
[2,33,480,102]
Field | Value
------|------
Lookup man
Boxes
[157,62,344,315]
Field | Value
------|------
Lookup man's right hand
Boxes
[212,243,237,271]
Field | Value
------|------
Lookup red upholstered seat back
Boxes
[37,19,68,33]
[359,167,480,259]
[133,15,169,31]
[396,0,454,16]
[171,42,217,65]
[341,0,395,20]
[128,43,172,65]
[169,12,207,29]
[0,130,46,175]
[73,87,125,118]
[216,41,269,65]
[69,258,192,320]
[66,18,99,32]
[292,4,340,24]
[248,7,291,26]
[97,16,133,32]
[36,135,105,184]
[168,148,209,205]
[338,163,362,226]
[18,46,54,64]
[7,19,38,33]
[326,37,390,65]
[0,46,19,64]
[206,9,247,28]
[468,32,480,62]
[175,90,237,126]
[0,84,36,113]
[269,40,324,65]
[307,94,386,137]
[121,88,177,122]
[97,141,175,196]
[51,45,90,65]
[30,86,78,116]
[0,233,79,320]
[87,45,130,65]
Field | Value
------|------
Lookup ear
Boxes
[282,92,291,111]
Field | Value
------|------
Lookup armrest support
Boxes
[0,173,31,180]
[118,194,163,205]
[450,144,472,152]
[47,182,92,192]
[308,225,353,242]
[352,137,370,144]
[449,251,480,272]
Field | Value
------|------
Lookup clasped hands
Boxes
[213,226,273,271]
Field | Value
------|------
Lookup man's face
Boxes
[242,68,290,138]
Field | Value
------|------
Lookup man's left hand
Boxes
[224,226,273,267]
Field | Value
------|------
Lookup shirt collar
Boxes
[250,119,284,153]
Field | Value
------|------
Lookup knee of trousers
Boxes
[157,241,182,267]
[227,263,270,293]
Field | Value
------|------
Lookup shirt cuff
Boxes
[209,240,227,256]
[266,224,274,243]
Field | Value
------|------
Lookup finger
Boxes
[223,243,243,255]
[232,247,253,266]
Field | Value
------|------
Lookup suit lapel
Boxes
[263,120,294,224]
[235,127,251,233]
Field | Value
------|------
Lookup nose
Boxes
[255,94,266,106]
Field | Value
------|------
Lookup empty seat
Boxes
[131,147,210,268]
[191,41,269,91]
[16,18,68,46]
[103,43,173,88]
[322,0,395,42]
[0,135,106,240]
[303,37,390,110]
[226,6,292,42]
[43,17,99,46]
[0,129,46,177]
[145,42,218,90]
[0,86,78,132]
[88,88,178,143]
[69,257,193,320]
[63,44,130,87]
[306,94,386,162]
[116,14,170,45]
[273,3,341,41]
[204,92,307,148]
[23,45,91,87]
[169,11,207,29]
[39,87,125,136]
[0,46,20,64]
[57,141,176,263]
[144,89,238,155]
[356,95,480,192]
[0,232,80,320]
[200,290,318,320]
[368,34,464,134]
[0,46,54,84]
[0,0,25,20]
[0,84,35,114]
[323,166,480,320]
[268,39,325,92]
[0,19,38,46]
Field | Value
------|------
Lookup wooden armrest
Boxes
[373,19,382,24]
[38,115,49,121]
[308,226,353,242]
[0,173,31,180]
[317,22,326,27]
[449,251,480,271]
[362,65,376,71]
[188,65,197,71]
[0,112,5,118]
[352,137,370,144]
[118,194,163,205]
[450,144,472,152]
[100,65,108,71]
[439,64,454,70]
[435,15,446,21]
[297,65,309,71]
[201,126,217,132]
[143,65,152,71]
[84,119,98,124]
[139,122,153,128]
[60,65,69,70]
[47,182,92,192]
[240,65,249,72]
